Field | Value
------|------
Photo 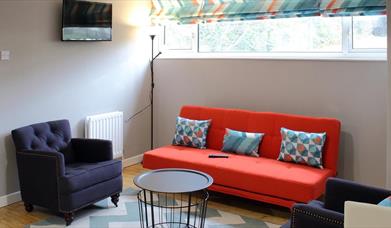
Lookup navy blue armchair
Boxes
[11,120,123,226]
[281,177,391,228]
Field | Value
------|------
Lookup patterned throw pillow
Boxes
[172,116,211,149]
[277,128,326,169]
[222,128,264,157]
[378,196,391,207]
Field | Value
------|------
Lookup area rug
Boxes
[26,188,280,228]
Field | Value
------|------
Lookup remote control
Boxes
[208,154,229,158]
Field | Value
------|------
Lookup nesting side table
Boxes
[134,169,213,228]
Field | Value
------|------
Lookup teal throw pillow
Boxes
[222,128,264,157]
[278,128,326,169]
[378,196,391,207]
[172,116,211,149]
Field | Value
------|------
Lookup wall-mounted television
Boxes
[62,0,112,41]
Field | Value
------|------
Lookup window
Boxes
[161,15,387,59]
[165,24,194,50]
[199,17,342,53]
[352,16,387,50]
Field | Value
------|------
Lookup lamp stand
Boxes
[150,35,161,150]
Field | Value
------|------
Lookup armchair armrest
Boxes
[324,177,391,213]
[17,150,65,176]
[71,138,113,163]
[291,203,344,228]
[16,150,65,210]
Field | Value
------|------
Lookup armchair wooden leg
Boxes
[64,212,74,226]
[111,193,120,207]
[24,202,34,212]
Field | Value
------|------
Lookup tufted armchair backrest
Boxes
[12,119,72,154]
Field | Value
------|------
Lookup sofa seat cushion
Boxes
[60,160,122,194]
[143,146,334,203]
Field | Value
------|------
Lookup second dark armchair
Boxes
[281,177,391,228]
[11,119,123,226]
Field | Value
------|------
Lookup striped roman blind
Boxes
[150,0,386,25]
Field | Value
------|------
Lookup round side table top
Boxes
[133,168,213,193]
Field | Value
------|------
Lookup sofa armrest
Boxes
[324,177,391,213]
[291,203,344,228]
[71,138,113,162]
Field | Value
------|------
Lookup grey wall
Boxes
[0,0,151,197]
[154,59,388,187]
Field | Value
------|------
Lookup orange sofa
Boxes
[143,106,341,208]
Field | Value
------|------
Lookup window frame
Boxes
[158,16,387,61]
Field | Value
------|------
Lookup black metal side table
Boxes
[134,168,213,228]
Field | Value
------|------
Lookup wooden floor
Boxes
[0,164,290,227]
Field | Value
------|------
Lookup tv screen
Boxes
[62,0,112,41]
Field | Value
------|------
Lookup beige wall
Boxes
[154,59,388,187]
[0,0,151,197]
[387,3,391,188]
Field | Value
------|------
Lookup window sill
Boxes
[158,52,387,62]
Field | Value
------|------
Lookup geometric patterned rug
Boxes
[26,188,280,228]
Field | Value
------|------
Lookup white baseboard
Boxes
[122,154,143,168]
[0,191,21,208]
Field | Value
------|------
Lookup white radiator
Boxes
[85,111,124,159]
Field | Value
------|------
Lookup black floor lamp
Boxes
[149,34,161,150]
[126,34,161,151]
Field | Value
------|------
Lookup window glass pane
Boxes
[199,17,342,53]
[164,24,193,50]
[352,15,387,49]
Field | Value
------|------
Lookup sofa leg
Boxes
[24,202,34,212]
[64,212,74,226]
[111,193,120,207]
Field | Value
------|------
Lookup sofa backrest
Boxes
[179,105,341,174]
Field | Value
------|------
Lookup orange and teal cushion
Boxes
[222,128,264,157]
[278,128,326,169]
[378,196,391,207]
[172,116,211,149]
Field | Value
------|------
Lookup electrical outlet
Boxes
[1,50,10,61]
